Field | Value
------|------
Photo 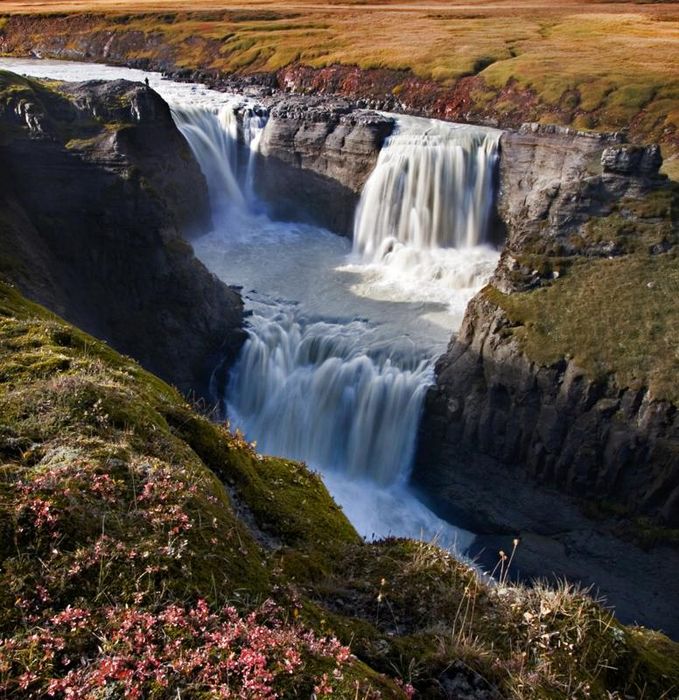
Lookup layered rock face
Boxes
[495,124,664,284]
[418,124,677,518]
[241,96,393,234]
[0,72,244,396]
[413,124,679,631]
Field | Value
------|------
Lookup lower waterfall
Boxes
[228,307,432,486]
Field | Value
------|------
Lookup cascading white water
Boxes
[218,117,501,489]
[172,103,499,491]
[171,99,438,487]
[171,101,268,217]
[343,117,501,322]
[229,307,432,485]
[353,117,500,259]
[0,57,496,550]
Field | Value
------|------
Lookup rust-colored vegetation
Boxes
[0,1,678,174]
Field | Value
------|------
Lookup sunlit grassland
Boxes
[1,1,678,161]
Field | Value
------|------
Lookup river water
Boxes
[0,57,502,554]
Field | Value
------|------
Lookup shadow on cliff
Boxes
[0,73,245,398]
[410,304,679,638]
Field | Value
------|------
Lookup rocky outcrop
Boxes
[0,72,244,396]
[495,124,663,278]
[413,124,679,633]
[418,293,678,524]
[233,96,393,234]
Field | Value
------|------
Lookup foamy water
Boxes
[0,57,503,554]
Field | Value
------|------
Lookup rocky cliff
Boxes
[0,71,244,396]
[414,124,679,633]
[232,95,393,234]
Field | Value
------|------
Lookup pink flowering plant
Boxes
[0,450,358,698]
[0,599,351,698]
[5,449,259,616]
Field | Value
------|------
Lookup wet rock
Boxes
[241,95,394,235]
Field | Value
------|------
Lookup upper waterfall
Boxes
[353,117,500,259]
[171,101,268,219]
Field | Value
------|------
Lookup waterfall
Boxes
[174,105,500,492]
[227,307,432,486]
[171,101,268,217]
[0,58,492,549]
[353,117,500,260]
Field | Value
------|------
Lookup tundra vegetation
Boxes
[0,282,678,697]
[488,186,679,406]
[0,0,677,177]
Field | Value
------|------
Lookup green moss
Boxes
[619,628,679,697]
[0,284,271,612]
[163,407,360,558]
[488,189,679,403]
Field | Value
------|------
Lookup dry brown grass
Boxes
[1,1,677,159]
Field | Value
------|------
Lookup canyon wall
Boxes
[416,124,677,522]
[251,96,393,235]
[412,125,679,634]
[0,72,244,396]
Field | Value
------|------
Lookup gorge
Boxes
[0,52,677,664]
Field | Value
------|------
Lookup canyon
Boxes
[0,45,677,696]
[1,58,677,641]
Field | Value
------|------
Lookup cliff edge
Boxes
[0,71,244,396]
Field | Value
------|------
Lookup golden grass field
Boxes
[1,1,678,171]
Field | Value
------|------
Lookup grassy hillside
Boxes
[487,185,679,405]
[0,284,678,697]
[0,1,677,175]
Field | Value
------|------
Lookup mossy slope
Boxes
[0,281,396,697]
[0,280,677,697]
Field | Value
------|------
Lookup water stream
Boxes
[0,58,501,553]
